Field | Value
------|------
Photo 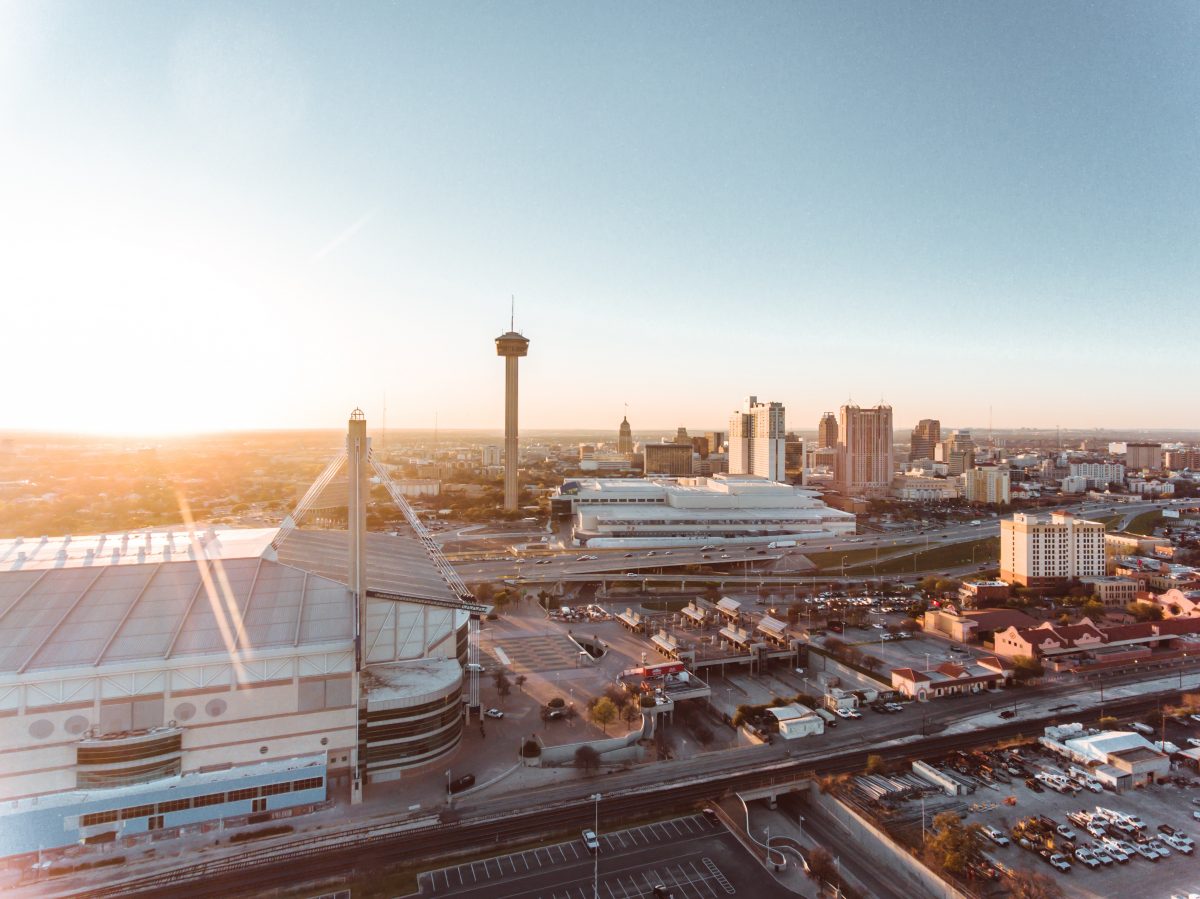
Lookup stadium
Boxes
[0,412,487,859]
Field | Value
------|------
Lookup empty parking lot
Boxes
[417,813,768,898]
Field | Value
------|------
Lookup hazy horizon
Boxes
[2,3,1197,434]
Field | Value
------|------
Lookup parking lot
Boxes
[960,744,1200,899]
[416,812,768,898]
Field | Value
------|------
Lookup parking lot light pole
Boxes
[591,792,601,899]
[445,769,451,802]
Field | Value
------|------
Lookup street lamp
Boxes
[840,555,848,580]
[445,769,452,802]
[590,792,601,899]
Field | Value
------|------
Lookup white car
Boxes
[835,708,852,719]
[1188,738,1200,749]
[581,829,600,852]
[484,708,504,719]
[1056,824,1077,840]
[982,825,1010,847]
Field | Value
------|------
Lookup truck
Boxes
[814,708,838,727]
[767,540,797,549]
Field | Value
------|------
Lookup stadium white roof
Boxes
[0,556,351,674]
[0,525,462,675]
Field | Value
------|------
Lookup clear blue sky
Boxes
[2,2,1197,434]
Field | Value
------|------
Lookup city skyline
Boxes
[2,4,1198,435]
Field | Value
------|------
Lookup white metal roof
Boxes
[273,529,461,607]
[0,557,351,674]
[0,528,278,572]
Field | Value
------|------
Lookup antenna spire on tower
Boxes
[510,295,515,332]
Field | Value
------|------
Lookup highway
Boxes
[447,499,1170,585]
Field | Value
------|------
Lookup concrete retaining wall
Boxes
[534,715,647,767]
[806,787,972,899]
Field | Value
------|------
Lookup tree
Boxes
[1080,599,1105,619]
[621,699,642,727]
[590,697,618,733]
[922,811,983,876]
[493,669,511,697]
[547,696,566,709]
[514,674,527,692]
[1007,868,1064,899]
[805,846,836,882]
[1011,655,1045,683]
[520,739,541,759]
[1127,601,1164,622]
[865,754,887,775]
[472,583,495,603]
[574,744,601,773]
[861,655,884,672]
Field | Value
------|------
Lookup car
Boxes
[1074,848,1100,869]
[1159,823,1178,836]
[624,553,634,558]
[464,662,484,673]
[982,826,1010,847]
[1134,844,1160,861]
[846,709,862,719]
[1188,738,1200,749]
[652,886,673,899]
[1190,714,1200,725]
[625,572,638,577]
[484,708,504,719]
[1057,824,1077,840]
[835,708,852,719]
[1148,839,1171,858]
[1092,848,1113,865]
[702,807,719,822]
[1164,835,1194,854]
[449,774,475,793]
[544,708,568,720]
[1000,709,1017,719]
[1047,853,1071,872]
[581,829,600,852]
[1086,821,1106,838]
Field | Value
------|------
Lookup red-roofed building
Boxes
[891,657,1012,701]
[992,615,1200,660]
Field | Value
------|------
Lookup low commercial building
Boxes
[923,607,1036,643]
[1039,724,1170,790]
[766,703,824,739]
[890,657,1012,701]
[891,474,959,501]
[1079,576,1139,609]
[957,580,1012,609]
[553,474,856,547]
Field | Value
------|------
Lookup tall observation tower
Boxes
[495,315,529,512]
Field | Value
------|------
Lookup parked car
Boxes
[449,774,475,793]
[1047,853,1071,872]
[982,826,1010,847]
[484,708,504,719]
[581,829,600,853]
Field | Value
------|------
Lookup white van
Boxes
[1130,722,1155,735]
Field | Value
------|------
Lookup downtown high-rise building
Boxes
[728,396,786,482]
[817,412,838,449]
[836,404,893,496]
[937,429,976,476]
[909,419,940,462]
[618,415,633,454]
